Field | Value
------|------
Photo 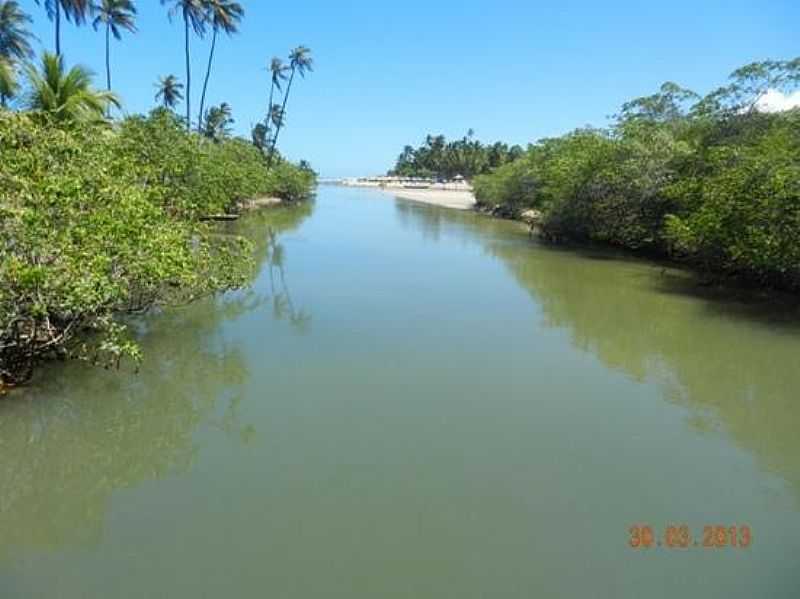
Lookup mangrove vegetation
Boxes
[0,0,317,388]
[471,59,800,290]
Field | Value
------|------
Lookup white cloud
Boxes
[756,89,800,113]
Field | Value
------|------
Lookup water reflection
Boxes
[0,302,245,557]
[503,245,800,503]
[0,203,313,558]
[266,230,312,332]
[395,199,444,242]
[395,199,800,504]
[228,204,313,333]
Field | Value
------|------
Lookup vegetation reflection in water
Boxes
[395,199,800,506]
[0,202,312,559]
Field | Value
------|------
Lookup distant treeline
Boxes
[389,131,524,180]
[472,59,800,291]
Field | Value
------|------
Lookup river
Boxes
[1,186,799,598]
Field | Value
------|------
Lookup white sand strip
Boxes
[381,188,476,210]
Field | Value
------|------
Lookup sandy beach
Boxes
[379,188,477,210]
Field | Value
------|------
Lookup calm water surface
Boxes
[2,186,800,598]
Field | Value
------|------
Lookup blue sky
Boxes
[22,0,800,177]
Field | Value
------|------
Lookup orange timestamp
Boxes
[628,524,752,549]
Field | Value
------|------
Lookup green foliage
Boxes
[0,1,35,62]
[472,156,538,213]
[473,58,800,289]
[0,55,17,104]
[251,121,268,152]
[23,52,120,122]
[202,101,233,141]
[154,74,184,109]
[264,160,317,203]
[35,0,91,25]
[391,131,524,180]
[92,0,137,40]
[664,110,800,283]
[0,109,315,385]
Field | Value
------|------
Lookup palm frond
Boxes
[0,0,36,61]
[23,52,119,121]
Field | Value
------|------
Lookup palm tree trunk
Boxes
[105,24,111,91]
[55,1,61,57]
[184,18,191,130]
[266,79,275,129]
[105,24,112,117]
[198,27,217,132]
[268,68,295,167]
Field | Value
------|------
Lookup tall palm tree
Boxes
[0,56,17,106]
[92,0,136,95]
[161,0,206,129]
[0,1,35,63]
[24,52,120,122]
[154,73,183,109]
[268,45,313,166]
[34,0,91,57]
[197,0,242,131]
[265,56,288,132]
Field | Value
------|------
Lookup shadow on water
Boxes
[395,199,800,504]
[0,203,313,559]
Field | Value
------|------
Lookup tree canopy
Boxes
[473,58,800,290]
[390,131,524,180]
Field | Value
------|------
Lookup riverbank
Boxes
[380,187,476,210]
[0,110,316,389]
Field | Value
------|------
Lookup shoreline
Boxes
[376,187,477,211]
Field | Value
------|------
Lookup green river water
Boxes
[1,186,800,598]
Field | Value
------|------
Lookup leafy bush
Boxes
[264,161,317,203]
[665,110,800,285]
[472,59,800,289]
[0,110,315,385]
[473,157,538,214]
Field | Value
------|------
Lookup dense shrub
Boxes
[264,161,317,203]
[0,110,316,385]
[665,110,800,284]
[472,59,800,289]
[112,109,311,216]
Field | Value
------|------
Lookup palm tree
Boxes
[251,121,267,152]
[23,51,120,121]
[268,102,283,130]
[197,0,242,131]
[92,0,136,95]
[162,0,206,129]
[34,0,91,57]
[268,45,313,166]
[265,56,287,132]
[0,56,17,106]
[154,73,183,109]
[202,101,232,140]
[0,1,35,63]
[0,0,33,107]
